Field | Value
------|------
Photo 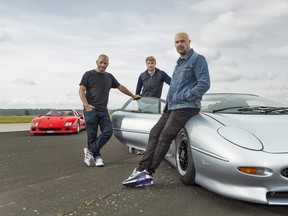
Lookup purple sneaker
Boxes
[135,180,154,187]
[122,169,153,187]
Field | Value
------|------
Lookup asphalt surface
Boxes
[0,123,31,132]
[0,128,288,216]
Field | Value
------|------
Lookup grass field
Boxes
[0,116,36,123]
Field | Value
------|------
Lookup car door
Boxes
[112,97,166,150]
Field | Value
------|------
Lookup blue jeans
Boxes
[84,109,113,158]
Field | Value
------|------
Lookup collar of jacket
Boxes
[177,48,194,62]
[144,67,160,75]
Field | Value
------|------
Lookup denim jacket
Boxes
[166,49,210,110]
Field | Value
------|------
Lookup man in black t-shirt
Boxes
[79,54,141,167]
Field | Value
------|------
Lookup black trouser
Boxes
[137,108,200,174]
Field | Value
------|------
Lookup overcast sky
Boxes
[1,0,288,109]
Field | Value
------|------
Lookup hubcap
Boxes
[178,137,188,171]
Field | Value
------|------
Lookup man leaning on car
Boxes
[122,32,211,187]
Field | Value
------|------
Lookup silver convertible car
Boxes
[111,93,288,205]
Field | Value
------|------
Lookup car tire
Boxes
[128,147,137,154]
[175,128,196,185]
[76,122,80,133]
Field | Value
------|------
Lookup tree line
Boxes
[0,109,51,116]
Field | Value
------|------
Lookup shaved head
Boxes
[174,32,191,57]
[174,32,190,41]
[96,54,109,73]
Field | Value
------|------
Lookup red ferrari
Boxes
[30,109,86,134]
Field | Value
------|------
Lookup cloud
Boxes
[1,0,288,108]
[4,94,82,109]
[193,44,221,61]
[188,0,243,13]
[7,96,41,108]
[13,77,36,86]
[195,0,288,47]
[264,45,288,58]
[207,53,242,82]
[0,29,12,42]
[210,66,242,82]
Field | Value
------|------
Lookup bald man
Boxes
[79,54,140,167]
[123,32,211,187]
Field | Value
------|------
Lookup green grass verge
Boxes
[0,116,36,123]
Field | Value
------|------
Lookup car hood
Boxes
[38,116,72,126]
[205,113,288,153]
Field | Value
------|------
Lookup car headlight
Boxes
[238,167,272,176]
[217,126,263,150]
[65,122,73,126]
[31,122,39,127]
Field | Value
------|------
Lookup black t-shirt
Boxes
[79,69,120,111]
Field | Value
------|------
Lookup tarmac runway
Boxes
[0,123,31,132]
[0,128,288,215]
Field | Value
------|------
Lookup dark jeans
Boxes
[84,109,113,158]
[138,108,200,174]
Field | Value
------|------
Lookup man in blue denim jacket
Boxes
[123,32,210,187]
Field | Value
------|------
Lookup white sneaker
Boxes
[95,156,104,167]
[83,147,94,167]
[136,150,145,155]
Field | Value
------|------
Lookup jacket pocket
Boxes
[179,67,192,79]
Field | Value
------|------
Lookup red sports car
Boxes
[30,109,86,134]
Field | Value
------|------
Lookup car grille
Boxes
[266,191,288,205]
[39,128,62,131]
[267,192,288,199]
[280,168,288,178]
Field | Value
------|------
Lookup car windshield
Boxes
[120,97,166,114]
[46,110,74,116]
[201,93,288,115]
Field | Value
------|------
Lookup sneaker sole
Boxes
[135,180,154,187]
[84,158,94,167]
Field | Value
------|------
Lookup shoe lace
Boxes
[85,152,93,160]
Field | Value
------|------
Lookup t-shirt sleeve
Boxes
[111,74,120,88]
[79,72,89,87]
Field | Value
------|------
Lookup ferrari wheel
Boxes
[76,122,80,133]
[175,128,196,185]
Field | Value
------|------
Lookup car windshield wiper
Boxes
[238,106,288,114]
[212,105,288,114]
[212,106,248,113]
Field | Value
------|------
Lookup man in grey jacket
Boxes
[122,32,210,187]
